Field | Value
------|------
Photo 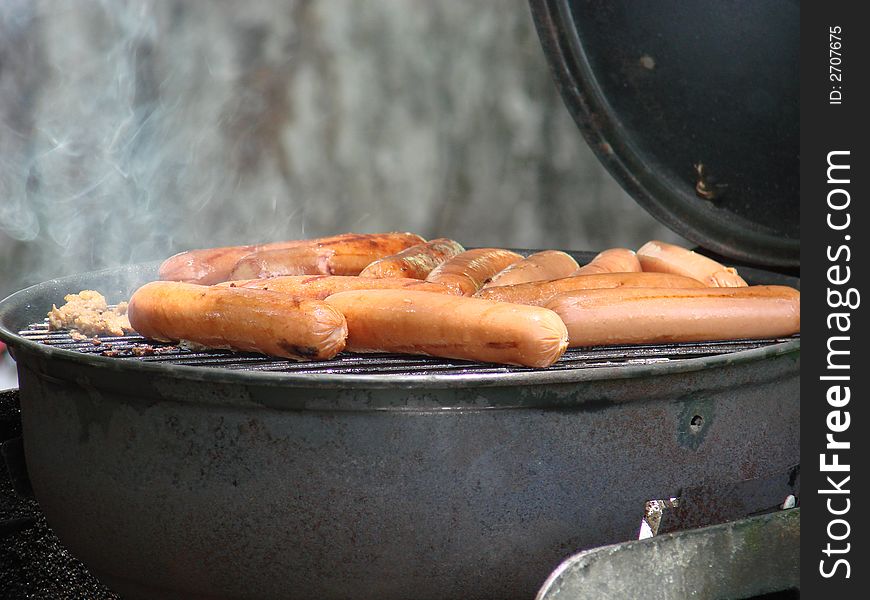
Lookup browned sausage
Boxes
[636,240,747,287]
[128,281,347,360]
[573,248,641,276]
[158,232,425,285]
[230,247,348,279]
[475,272,706,306]
[545,285,800,347]
[158,245,259,285]
[220,275,459,298]
[359,238,466,279]
[158,233,359,284]
[324,290,568,367]
[481,250,580,289]
[229,232,426,280]
[425,248,524,295]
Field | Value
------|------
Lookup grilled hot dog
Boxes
[637,240,747,287]
[475,272,705,306]
[573,248,641,276]
[481,250,579,289]
[325,289,568,367]
[128,281,347,360]
[546,285,800,347]
[221,275,459,299]
[359,238,465,279]
[229,232,426,280]
[159,234,355,285]
[426,248,524,296]
[159,244,259,285]
[159,232,425,285]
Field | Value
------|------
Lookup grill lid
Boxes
[529,0,799,268]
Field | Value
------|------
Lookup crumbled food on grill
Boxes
[178,339,216,352]
[68,331,103,344]
[99,343,174,358]
[48,290,133,337]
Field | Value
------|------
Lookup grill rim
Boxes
[1,259,800,390]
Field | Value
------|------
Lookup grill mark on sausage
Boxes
[277,341,320,358]
[485,341,519,350]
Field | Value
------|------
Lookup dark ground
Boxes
[0,389,119,599]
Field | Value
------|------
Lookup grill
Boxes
[0,261,800,600]
[1,0,800,595]
[19,319,796,377]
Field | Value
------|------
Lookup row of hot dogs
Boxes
[124,233,800,368]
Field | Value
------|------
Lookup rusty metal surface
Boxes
[536,509,800,600]
[656,465,800,535]
[12,349,798,600]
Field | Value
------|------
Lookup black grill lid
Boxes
[530,0,799,268]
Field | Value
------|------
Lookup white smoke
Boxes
[0,0,684,302]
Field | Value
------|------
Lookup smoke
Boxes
[0,0,343,300]
[2,1,225,272]
[0,0,684,302]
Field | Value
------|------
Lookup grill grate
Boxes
[18,320,797,377]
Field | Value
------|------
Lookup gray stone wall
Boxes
[0,0,682,300]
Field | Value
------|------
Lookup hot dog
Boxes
[158,234,358,284]
[230,247,349,279]
[545,285,800,347]
[573,248,641,276]
[481,250,579,289]
[158,244,259,285]
[159,232,425,285]
[425,248,524,296]
[229,232,426,280]
[324,289,568,367]
[220,275,459,298]
[636,240,747,287]
[474,272,705,306]
[128,281,347,360]
[359,238,466,279]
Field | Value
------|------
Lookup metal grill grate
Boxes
[18,320,797,377]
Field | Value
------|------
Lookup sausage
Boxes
[158,244,259,285]
[359,238,466,279]
[324,290,568,367]
[475,272,705,306]
[573,248,641,276]
[220,275,460,299]
[128,281,347,360]
[229,232,426,280]
[425,248,524,295]
[159,232,425,285]
[230,247,350,279]
[636,240,747,287]
[158,233,361,284]
[545,285,800,347]
[481,250,579,289]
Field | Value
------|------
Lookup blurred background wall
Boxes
[0,0,683,301]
